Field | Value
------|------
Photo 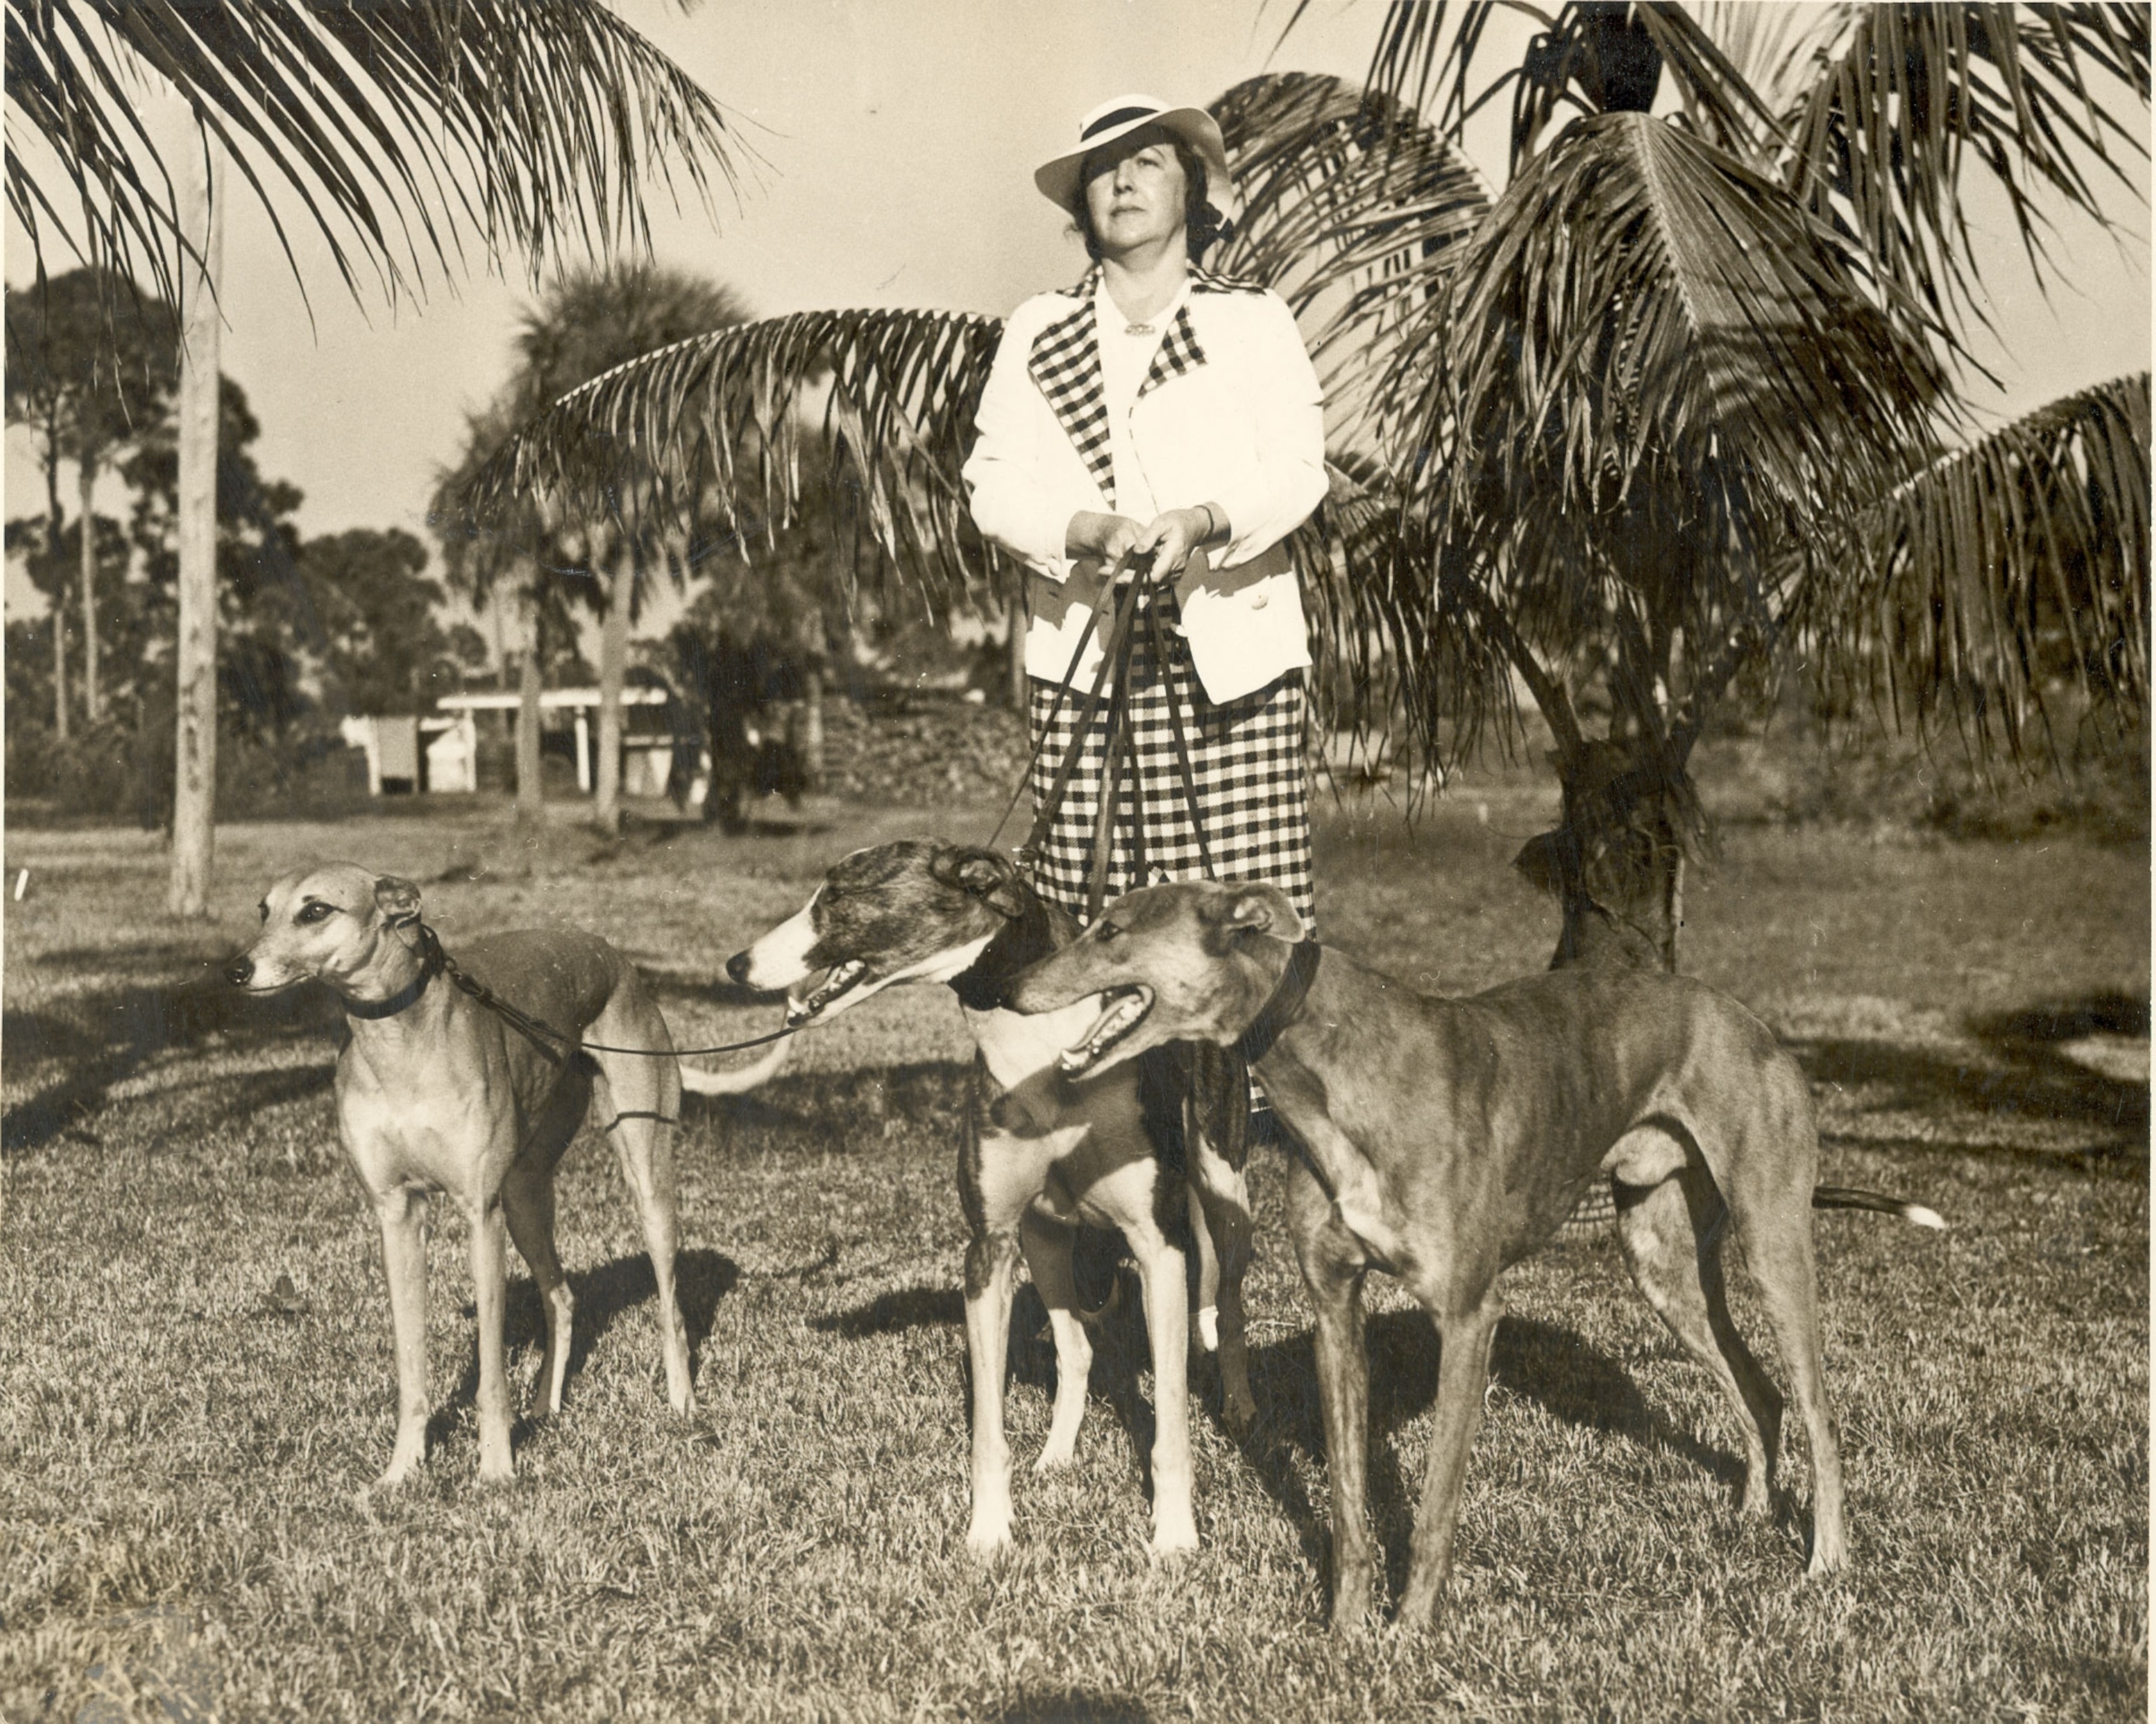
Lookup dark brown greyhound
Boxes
[1004,878,1942,1628]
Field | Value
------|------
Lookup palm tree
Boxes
[435,262,752,834]
[6,0,747,911]
[472,3,2148,968]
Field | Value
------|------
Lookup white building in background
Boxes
[340,687,679,799]
[338,712,477,795]
[434,687,675,795]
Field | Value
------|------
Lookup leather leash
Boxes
[421,927,797,1061]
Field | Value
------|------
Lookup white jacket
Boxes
[964,266,1327,704]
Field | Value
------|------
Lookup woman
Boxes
[964,93,1328,935]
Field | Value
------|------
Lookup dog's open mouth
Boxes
[786,959,869,1026]
[1057,987,1152,1075]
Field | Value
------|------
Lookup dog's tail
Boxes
[680,1034,792,1097]
[1812,1185,1946,1229]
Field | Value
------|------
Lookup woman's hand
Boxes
[1065,510,1146,566]
[1067,505,1225,584]
[1128,505,1223,583]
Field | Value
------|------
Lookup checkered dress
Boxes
[1025,584,1316,934]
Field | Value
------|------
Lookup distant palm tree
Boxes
[6,0,747,910]
[474,3,2149,968]
[435,261,752,833]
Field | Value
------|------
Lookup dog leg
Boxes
[1125,1219,1198,1556]
[1019,1209,1092,1471]
[1614,1172,1783,1516]
[1187,1142,1256,1434]
[501,1159,575,1418]
[1289,1167,1377,1628]
[1394,1292,1503,1628]
[1743,1217,1846,1574]
[468,1196,515,1481]
[963,1228,1023,1553]
[595,1049,696,1416]
[373,1185,432,1487]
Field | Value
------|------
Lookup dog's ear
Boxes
[1202,883,1289,939]
[955,854,1030,920]
[372,875,424,928]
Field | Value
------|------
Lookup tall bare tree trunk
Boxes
[800,663,825,791]
[78,456,100,721]
[1006,591,1028,710]
[45,442,69,742]
[593,555,629,836]
[517,581,544,826]
[168,138,222,918]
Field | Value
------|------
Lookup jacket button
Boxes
[1249,591,1269,609]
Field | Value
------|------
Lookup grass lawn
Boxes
[1,788,2145,1720]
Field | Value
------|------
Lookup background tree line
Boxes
[6,267,488,821]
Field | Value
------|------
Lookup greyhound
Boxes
[727,840,1256,1556]
[227,862,783,1486]
[1004,878,1943,1627]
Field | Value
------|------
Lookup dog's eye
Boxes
[298,901,335,925]
[1096,921,1122,942]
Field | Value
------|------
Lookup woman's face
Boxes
[1080,127,1188,259]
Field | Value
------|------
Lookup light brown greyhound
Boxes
[1004,878,1943,1628]
[228,863,778,1485]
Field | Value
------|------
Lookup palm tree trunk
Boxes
[168,138,222,919]
[78,454,100,722]
[517,581,544,825]
[44,436,69,743]
[593,553,630,836]
[1006,590,1028,710]
[801,663,824,791]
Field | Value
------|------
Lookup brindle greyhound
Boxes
[727,840,1256,1555]
[228,863,782,1486]
[1004,878,1943,1627]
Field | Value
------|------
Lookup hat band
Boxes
[1080,105,1161,140]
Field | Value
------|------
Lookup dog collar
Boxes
[345,933,443,1019]
[1237,939,1321,1063]
[948,893,1058,1012]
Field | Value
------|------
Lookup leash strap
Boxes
[985,554,1131,854]
[427,930,797,1061]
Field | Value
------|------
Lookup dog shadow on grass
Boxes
[433,1247,742,1451]
[804,1246,1185,1520]
[1242,1307,1744,1600]
[2,967,338,1152]
[1790,989,2148,1173]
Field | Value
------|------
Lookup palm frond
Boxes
[1392,112,1950,575]
[1363,2,1784,166]
[460,307,1009,613]
[1802,371,2150,757]
[1209,72,1490,443]
[1782,4,2152,342]
[4,0,747,312]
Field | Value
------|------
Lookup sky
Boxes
[6,0,2150,630]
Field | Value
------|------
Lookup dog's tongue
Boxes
[1058,991,1147,1075]
[787,960,866,1026]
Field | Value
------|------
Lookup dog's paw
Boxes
[964,1500,1016,1557]
[1148,1507,1199,1558]
[1033,1439,1078,1473]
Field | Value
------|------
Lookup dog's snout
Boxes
[225,955,255,987]
[725,950,752,986]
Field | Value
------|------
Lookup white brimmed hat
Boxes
[1034,93,1235,220]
